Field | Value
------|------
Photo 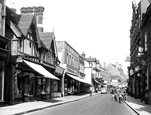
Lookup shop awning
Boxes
[67,73,91,85]
[23,60,60,80]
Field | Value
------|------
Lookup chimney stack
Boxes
[119,64,122,69]
[20,6,45,32]
[115,62,118,69]
[103,62,106,69]
[10,8,16,13]
[81,52,85,58]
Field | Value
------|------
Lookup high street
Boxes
[25,94,137,115]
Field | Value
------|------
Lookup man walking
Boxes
[90,86,92,96]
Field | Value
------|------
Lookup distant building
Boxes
[106,63,120,80]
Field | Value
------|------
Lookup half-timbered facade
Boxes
[3,7,59,105]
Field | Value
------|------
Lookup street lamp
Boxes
[137,46,144,58]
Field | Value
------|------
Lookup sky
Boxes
[6,0,137,75]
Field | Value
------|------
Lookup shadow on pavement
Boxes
[126,95,151,115]
[42,99,63,103]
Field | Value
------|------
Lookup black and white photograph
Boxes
[0,0,151,115]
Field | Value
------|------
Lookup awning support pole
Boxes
[61,71,65,97]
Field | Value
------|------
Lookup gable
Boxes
[39,32,55,50]
[17,14,42,48]
[18,14,34,36]
[6,7,23,38]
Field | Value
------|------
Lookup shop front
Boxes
[134,66,141,99]
[53,65,64,97]
[129,68,135,97]
[60,64,91,97]
[0,35,10,106]
[65,73,80,95]
[13,58,59,104]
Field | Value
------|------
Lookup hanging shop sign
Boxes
[134,66,140,72]
[130,69,134,76]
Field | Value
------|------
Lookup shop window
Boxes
[37,78,42,96]
[24,77,29,96]
[14,74,22,98]
[29,77,34,96]
[41,78,46,95]
[53,80,58,92]
[45,79,50,94]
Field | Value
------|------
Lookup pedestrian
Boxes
[90,86,92,96]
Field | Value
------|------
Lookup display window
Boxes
[29,76,34,96]
[53,80,58,92]
[14,74,22,98]
[45,79,50,94]
[37,78,42,95]
[23,77,29,96]
[41,78,46,94]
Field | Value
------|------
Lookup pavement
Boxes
[0,93,150,115]
[125,95,151,115]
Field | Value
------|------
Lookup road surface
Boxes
[25,94,137,115]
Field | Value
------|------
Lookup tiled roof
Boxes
[6,7,23,37]
[18,14,34,36]
[39,32,54,49]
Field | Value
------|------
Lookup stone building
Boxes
[56,41,91,96]
[129,0,151,104]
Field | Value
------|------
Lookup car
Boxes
[100,88,107,94]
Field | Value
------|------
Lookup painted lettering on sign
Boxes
[66,68,78,76]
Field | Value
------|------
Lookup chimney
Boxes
[10,2,17,13]
[115,62,118,69]
[119,64,122,69]
[81,52,85,58]
[20,6,45,32]
[103,62,106,69]
[10,8,16,13]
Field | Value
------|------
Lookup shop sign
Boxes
[22,72,29,76]
[66,67,79,76]
[55,66,64,75]
[130,69,134,76]
[134,66,140,72]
